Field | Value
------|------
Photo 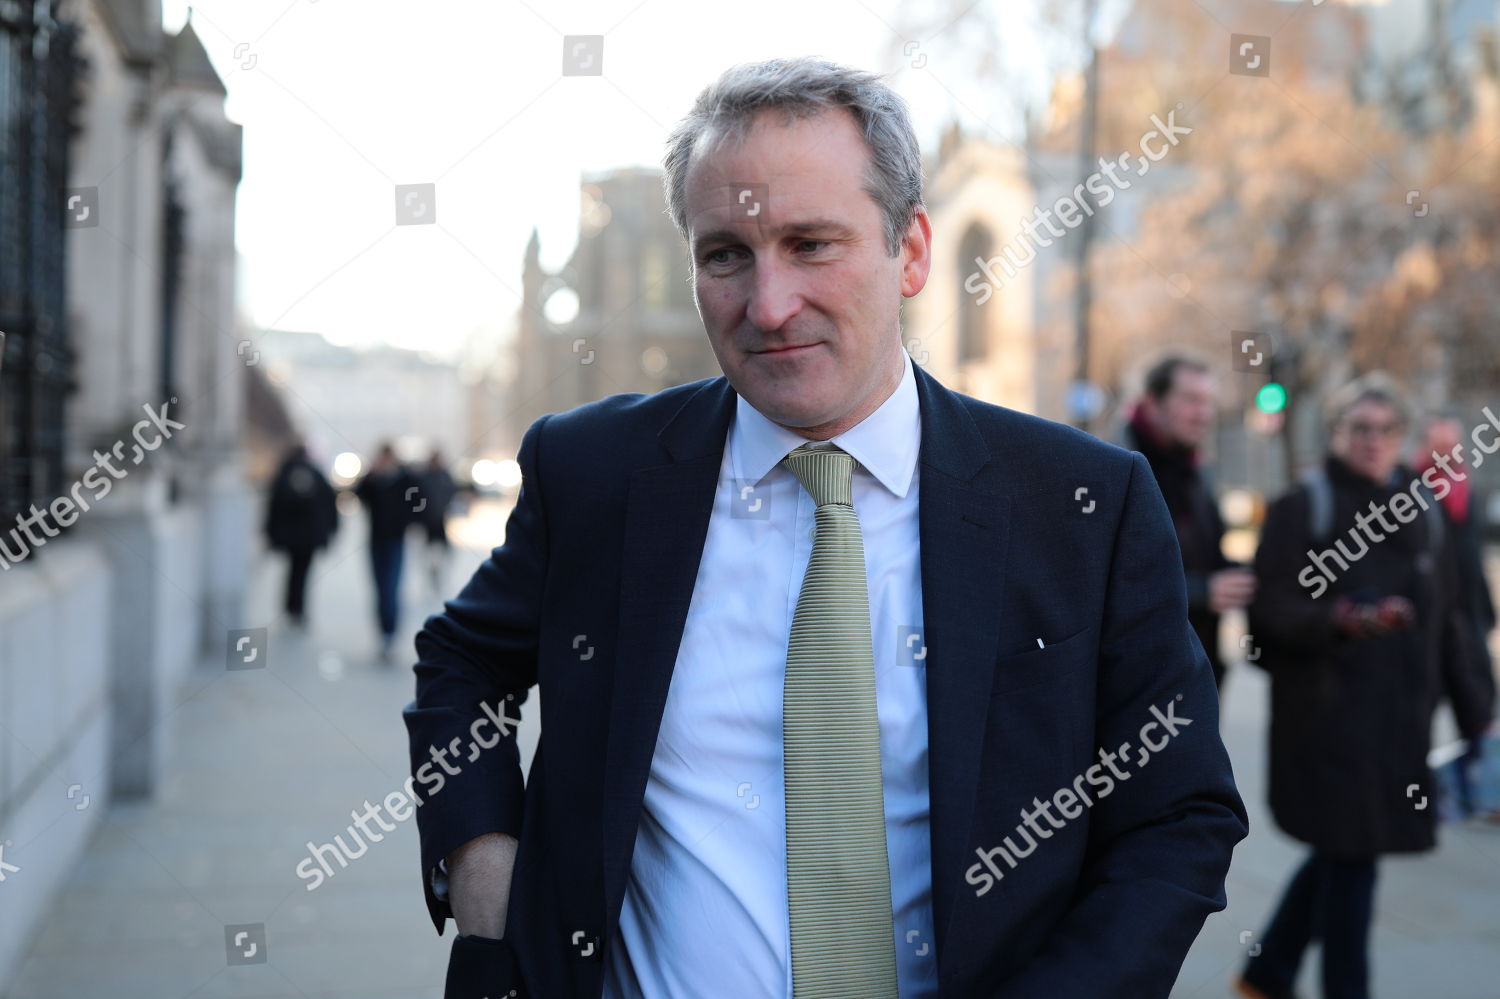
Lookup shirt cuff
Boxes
[432,858,450,902]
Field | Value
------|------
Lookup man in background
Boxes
[356,442,420,660]
[263,441,338,629]
[1123,356,1255,690]
[415,449,458,595]
[1416,413,1497,819]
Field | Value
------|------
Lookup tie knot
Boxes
[781,443,854,507]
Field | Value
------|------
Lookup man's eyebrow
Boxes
[692,228,739,250]
[692,218,858,248]
[778,218,857,236]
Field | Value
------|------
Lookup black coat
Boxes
[1450,489,1499,636]
[1444,488,1497,735]
[355,465,421,540]
[1249,455,1471,856]
[1123,418,1233,684]
[264,457,338,553]
[414,465,457,530]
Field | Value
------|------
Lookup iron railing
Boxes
[0,0,79,544]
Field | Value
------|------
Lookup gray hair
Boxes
[1324,371,1411,433]
[661,57,925,257]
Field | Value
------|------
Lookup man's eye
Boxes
[704,247,740,266]
[796,240,828,254]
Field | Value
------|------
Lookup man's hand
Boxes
[1207,567,1257,613]
[447,832,519,939]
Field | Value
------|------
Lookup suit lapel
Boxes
[912,365,1013,961]
[602,377,735,931]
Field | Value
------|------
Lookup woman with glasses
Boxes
[1236,372,1482,999]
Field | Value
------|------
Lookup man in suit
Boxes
[404,57,1247,999]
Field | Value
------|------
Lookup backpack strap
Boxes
[1302,466,1334,545]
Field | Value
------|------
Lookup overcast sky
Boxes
[161,1,1082,360]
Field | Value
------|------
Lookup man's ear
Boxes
[899,207,933,299]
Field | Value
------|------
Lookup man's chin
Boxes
[738,389,831,431]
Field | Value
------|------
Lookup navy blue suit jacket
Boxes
[403,363,1248,998]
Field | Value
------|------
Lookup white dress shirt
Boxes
[603,350,937,998]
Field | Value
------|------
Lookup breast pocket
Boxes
[990,625,1096,696]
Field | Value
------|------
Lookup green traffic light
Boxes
[1256,382,1287,413]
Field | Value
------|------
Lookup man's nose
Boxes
[744,257,802,333]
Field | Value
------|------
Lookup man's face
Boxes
[1332,399,1404,484]
[682,107,931,439]
[1148,366,1217,449]
[1422,418,1461,462]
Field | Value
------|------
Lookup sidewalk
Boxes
[4,498,538,999]
[6,514,1499,997]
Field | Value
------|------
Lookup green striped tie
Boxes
[780,442,899,998]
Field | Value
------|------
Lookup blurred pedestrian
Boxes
[1415,413,1498,819]
[263,442,338,628]
[1237,373,1482,999]
[414,449,457,595]
[355,442,420,660]
[1121,355,1254,690]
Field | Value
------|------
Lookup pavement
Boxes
[5,501,1498,998]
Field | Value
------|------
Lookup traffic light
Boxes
[1255,381,1287,414]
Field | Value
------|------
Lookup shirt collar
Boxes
[730,349,920,499]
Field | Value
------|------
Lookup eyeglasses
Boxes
[1344,422,1403,439]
